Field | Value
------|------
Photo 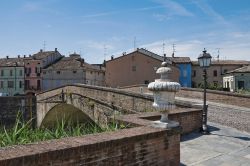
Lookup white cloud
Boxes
[154,0,194,17]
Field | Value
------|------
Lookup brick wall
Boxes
[0,96,36,128]
[0,113,181,166]
[177,87,250,108]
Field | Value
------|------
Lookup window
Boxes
[213,70,217,77]
[10,70,13,76]
[238,81,244,89]
[131,56,135,61]
[1,70,4,76]
[19,70,22,76]
[57,71,61,74]
[132,66,136,71]
[144,80,149,84]
[0,81,3,88]
[192,70,196,77]
[183,70,187,78]
[25,80,30,89]
[43,71,46,74]
[224,69,228,73]
[8,81,14,88]
[90,71,93,74]
[19,81,22,88]
[73,71,77,74]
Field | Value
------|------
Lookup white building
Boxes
[223,65,250,92]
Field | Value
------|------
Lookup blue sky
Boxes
[0,0,250,63]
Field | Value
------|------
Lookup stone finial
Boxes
[148,61,181,128]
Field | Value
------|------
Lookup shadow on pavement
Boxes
[210,133,250,141]
[181,125,220,142]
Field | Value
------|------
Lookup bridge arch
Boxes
[40,103,95,128]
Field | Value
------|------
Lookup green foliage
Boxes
[198,82,223,91]
[0,113,125,148]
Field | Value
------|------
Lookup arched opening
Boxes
[41,103,95,128]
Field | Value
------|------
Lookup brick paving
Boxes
[181,122,250,166]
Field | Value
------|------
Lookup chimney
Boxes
[111,55,114,60]
[40,49,43,53]
[24,55,26,58]
[6,56,9,59]
[55,48,57,52]
[18,55,20,58]
[82,58,85,63]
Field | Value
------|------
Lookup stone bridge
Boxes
[36,84,159,128]
[36,84,202,132]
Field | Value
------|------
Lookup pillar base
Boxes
[151,120,179,129]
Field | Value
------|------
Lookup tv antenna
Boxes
[134,36,137,50]
[216,48,221,61]
[43,41,46,51]
[162,42,166,56]
[172,44,176,57]
[104,45,107,60]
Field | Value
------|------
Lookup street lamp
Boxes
[198,48,212,134]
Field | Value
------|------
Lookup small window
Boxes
[131,56,135,61]
[73,71,77,74]
[57,71,61,74]
[183,70,187,78]
[43,71,46,74]
[1,70,4,76]
[19,70,22,76]
[0,81,3,88]
[192,70,196,77]
[10,70,13,76]
[132,66,136,71]
[8,81,14,88]
[90,71,93,74]
[19,81,22,88]
[38,62,40,65]
[213,70,217,77]
[27,63,30,65]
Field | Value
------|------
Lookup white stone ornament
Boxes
[148,61,181,128]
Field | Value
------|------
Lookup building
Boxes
[85,64,105,86]
[192,60,250,88]
[0,56,25,96]
[223,65,250,92]
[42,53,105,91]
[105,48,180,88]
[166,56,191,87]
[24,48,62,94]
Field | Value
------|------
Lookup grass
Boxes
[0,113,126,148]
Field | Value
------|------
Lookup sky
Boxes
[0,0,250,63]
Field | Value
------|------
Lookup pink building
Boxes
[24,48,62,94]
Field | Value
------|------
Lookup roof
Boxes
[44,56,104,71]
[226,65,250,74]
[32,50,60,60]
[106,48,166,63]
[166,57,191,64]
[0,58,24,67]
[192,60,250,66]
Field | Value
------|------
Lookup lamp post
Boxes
[198,48,212,134]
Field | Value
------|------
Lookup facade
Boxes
[24,48,62,94]
[223,65,250,92]
[192,60,250,88]
[85,64,105,86]
[42,53,105,91]
[105,48,180,88]
[166,57,191,87]
[0,57,25,96]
